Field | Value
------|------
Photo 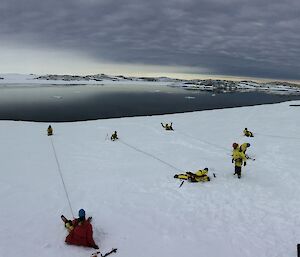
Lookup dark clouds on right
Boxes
[1,0,300,79]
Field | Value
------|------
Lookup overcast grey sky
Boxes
[0,0,299,80]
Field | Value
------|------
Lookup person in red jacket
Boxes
[65,209,99,249]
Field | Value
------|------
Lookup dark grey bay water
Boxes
[0,84,299,122]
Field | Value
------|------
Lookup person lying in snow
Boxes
[243,128,254,137]
[174,168,210,182]
[161,122,174,131]
[63,209,99,249]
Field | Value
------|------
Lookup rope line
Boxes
[255,132,300,140]
[50,137,74,218]
[119,139,184,173]
[175,129,232,156]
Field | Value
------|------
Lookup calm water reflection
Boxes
[0,84,299,122]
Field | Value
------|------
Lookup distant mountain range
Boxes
[35,74,180,82]
[33,74,300,95]
[34,73,299,86]
[0,73,299,95]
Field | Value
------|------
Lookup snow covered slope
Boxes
[0,101,300,257]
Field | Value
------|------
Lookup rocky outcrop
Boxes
[34,74,300,95]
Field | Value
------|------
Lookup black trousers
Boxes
[235,166,242,178]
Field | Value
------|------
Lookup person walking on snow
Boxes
[232,147,247,179]
[65,209,99,249]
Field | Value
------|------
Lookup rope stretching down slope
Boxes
[120,138,222,182]
[119,139,184,173]
[50,137,74,218]
[255,132,300,140]
[175,129,232,157]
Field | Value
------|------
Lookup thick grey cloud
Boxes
[1,0,300,79]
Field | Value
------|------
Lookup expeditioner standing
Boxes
[232,143,247,179]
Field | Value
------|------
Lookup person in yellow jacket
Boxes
[111,131,118,141]
[61,215,74,232]
[161,122,173,131]
[240,143,250,154]
[232,149,247,179]
[174,168,210,182]
[47,125,53,136]
[232,142,239,157]
[190,168,210,182]
[243,128,254,137]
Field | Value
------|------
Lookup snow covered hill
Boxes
[1,101,300,257]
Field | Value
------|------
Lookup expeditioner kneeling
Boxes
[47,125,53,136]
[111,131,118,141]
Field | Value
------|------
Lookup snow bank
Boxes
[1,101,300,257]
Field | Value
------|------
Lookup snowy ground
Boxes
[1,100,300,257]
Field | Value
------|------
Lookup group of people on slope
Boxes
[48,122,173,139]
[49,124,254,250]
[232,127,254,179]
[108,122,173,142]
[174,128,254,182]
[48,125,119,143]
[109,122,173,141]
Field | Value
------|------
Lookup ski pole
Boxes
[179,181,184,188]
[91,248,117,257]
